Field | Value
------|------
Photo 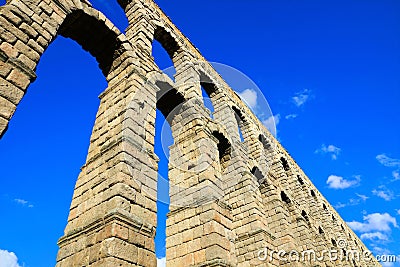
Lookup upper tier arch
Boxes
[0,0,135,137]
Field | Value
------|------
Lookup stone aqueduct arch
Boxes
[0,0,379,266]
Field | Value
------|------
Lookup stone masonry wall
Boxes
[0,0,380,266]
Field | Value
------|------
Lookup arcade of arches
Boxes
[0,0,379,266]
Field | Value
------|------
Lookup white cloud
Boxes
[381,262,395,267]
[285,114,298,120]
[348,195,365,204]
[335,193,368,209]
[397,210,400,216]
[376,154,400,168]
[0,249,21,267]
[377,154,400,183]
[392,170,400,181]
[315,144,341,160]
[14,199,28,205]
[14,198,33,208]
[326,175,360,189]
[372,187,395,201]
[157,257,166,267]
[262,114,280,134]
[237,89,258,109]
[356,193,369,201]
[347,213,398,233]
[292,89,312,107]
[360,232,389,241]
[334,202,347,209]
[372,245,392,255]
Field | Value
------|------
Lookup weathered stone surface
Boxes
[0,42,18,58]
[0,95,16,120]
[0,0,379,267]
[6,69,30,89]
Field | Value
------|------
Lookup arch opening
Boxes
[301,210,310,222]
[59,10,123,77]
[297,175,304,185]
[148,27,186,263]
[0,4,136,264]
[153,79,186,262]
[258,134,274,166]
[152,39,176,80]
[251,166,264,184]
[151,26,182,83]
[259,134,271,149]
[91,0,129,32]
[153,27,180,61]
[280,157,290,171]
[281,191,291,204]
[156,81,185,124]
[0,32,107,266]
[154,107,173,262]
[212,131,231,172]
[319,226,325,234]
[0,6,126,140]
[232,106,246,142]
[199,72,218,120]
[201,85,215,119]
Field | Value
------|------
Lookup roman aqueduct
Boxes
[0,0,380,266]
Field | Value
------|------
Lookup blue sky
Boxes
[0,0,399,266]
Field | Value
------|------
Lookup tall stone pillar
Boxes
[56,60,159,266]
[174,51,202,100]
[123,0,160,73]
[166,99,236,267]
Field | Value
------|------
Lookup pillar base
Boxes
[56,209,156,267]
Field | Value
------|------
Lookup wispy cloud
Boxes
[347,212,398,233]
[372,186,395,201]
[285,114,298,120]
[372,245,392,255]
[335,193,368,209]
[14,198,34,208]
[236,88,278,137]
[376,154,400,184]
[262,114,280,134]
[292,89,312,107]
[334,203,347,209]
[381,262,395,267]
[0,249,21,267]
[14,199,28,205]
[237,88,258,109]
[392,170,400,181]
[315,144,341,160]
[360,232,389,241]
[376,154,400,168]
[356,193,369,201]
[157,257,166,267]
[326,175,360,189]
